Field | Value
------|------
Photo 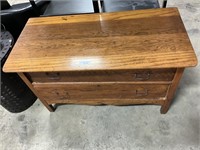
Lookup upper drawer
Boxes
[29,69,176,82]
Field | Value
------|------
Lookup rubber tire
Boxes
[1,71,37,113]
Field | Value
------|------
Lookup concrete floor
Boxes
[1,0,200,149]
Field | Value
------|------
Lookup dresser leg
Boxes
[46,104,55,112]
[160,104,169,114]
[160,68,184,114]
[18,73,56,112]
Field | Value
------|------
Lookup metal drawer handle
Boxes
[134,72,150,81]
[136,89,148,96]
[45,72,60,80]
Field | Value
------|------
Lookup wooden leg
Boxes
[160,103,170,114]
[18,73,55,112]
[160,68,184,114]
[162,0,168,8]
[46,104,55,112]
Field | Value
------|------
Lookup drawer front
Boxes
[33,83,169,102]
[29,69,176,82]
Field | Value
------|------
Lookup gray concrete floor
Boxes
[1,0,200,150]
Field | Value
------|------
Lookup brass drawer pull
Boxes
[45,72,60,80]
[134,72,150,81]
[136,89,148,96]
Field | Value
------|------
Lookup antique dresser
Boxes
[3,8,198,113]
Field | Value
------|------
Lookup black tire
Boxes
[1,71,37,113]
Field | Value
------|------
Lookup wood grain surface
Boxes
[3,8,197,73]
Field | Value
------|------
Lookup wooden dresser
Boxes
[3,8,197,113]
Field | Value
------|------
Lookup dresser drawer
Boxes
[29,69,176,82]
[33,82,170,103]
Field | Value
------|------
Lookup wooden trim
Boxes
[160,68,184,114]
[32,81,172,85]
[17,73,55,112]
[47,98,165,105]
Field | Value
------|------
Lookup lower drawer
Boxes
[33,82,170,103]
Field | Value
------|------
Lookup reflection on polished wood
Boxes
[3,8,197,72]
[3,8,198,113]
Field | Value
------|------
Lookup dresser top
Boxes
[3,8,197,72]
